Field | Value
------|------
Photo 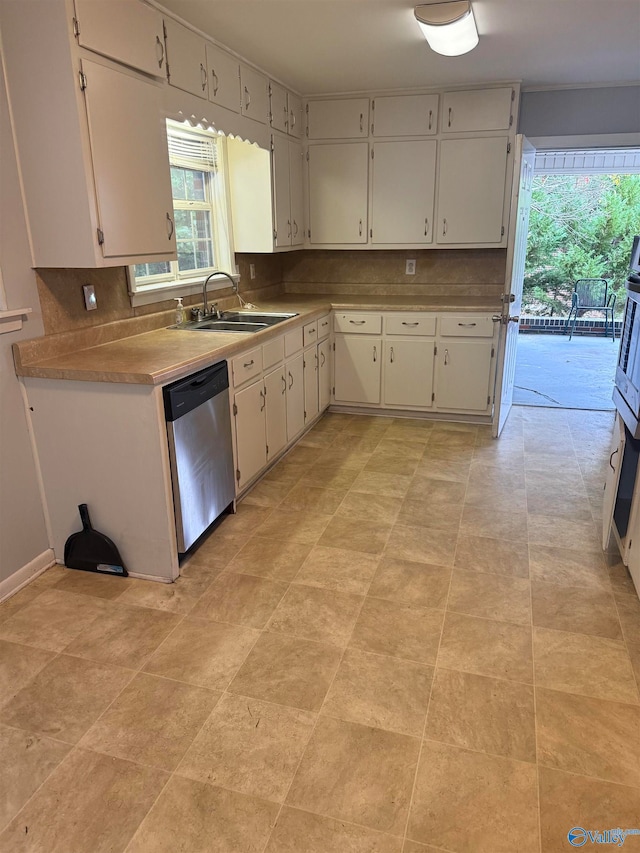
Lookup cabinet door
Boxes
[270,82,289,133]
[371,140,436,244]
[384,340,434,408]
[307,98,369,139]
[437,137,508,244]
[288,92,303,139]
[308,143,368,244]
[372,94,438,137]
[234,380,267,489]
[318,339,332,411]
[334,336,382,405]
[206,43,240,113]
[435,339,493,412]
[264,367,288,461]
[286,354,305,441]
[81,59,175,259]
[603,414,626,551]
[74,0,165,78]
[164,19,208,98]
[442,88,513,132]
[304,347,319,424]
[289,142,304,246]
[272,135,291,248]
[241,65,269,124]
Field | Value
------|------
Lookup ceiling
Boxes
[158,0,640,95]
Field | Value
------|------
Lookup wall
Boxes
[0,60,51,592]
[282,249,507,301]
[519,85,640,139]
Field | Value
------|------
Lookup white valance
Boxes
[535,147,640,175]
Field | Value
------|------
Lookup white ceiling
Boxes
[158,0,640,95]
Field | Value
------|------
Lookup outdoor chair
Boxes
[564,278,616,340]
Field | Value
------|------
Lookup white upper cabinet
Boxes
[270,81,289,133]
[308,143,369,244]
[164,18,208,98]
[371,140,436,244]
[74,0,165,78]
[82,59,176,259]
[205,43,240,113]
[372,94,439,137]
[241,64,269,123]
[307,98,370,139]
[442,87,514,133]
[437,137,509,244]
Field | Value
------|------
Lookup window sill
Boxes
[128,273,240,308]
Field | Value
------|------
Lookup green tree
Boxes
[523,174,640,317]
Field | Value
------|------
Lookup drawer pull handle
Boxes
[288,371,294,389]
[290,110,296,129]
[609,448,619,471]
[211,69,219,95]
[244,359,254,368]
[458,322,477,327]
[428,108,433,130]
[358,219,363,237]
[281,375,286,394]
[424,217,428,236]
[444,348,449,365]
[390,346,394,364]
[200,63,207,91]
[166,213,174,240]
[349,320,366,325]
[244,86,251,108]
[320,351,326,366]
[402,321,419,327]
[373,346,377,363]
[259,389,265,411]
[442,218,448,236]
[293,220,299,237]
[308,328,316,334]
[448,106,453,128]
[321,320,328,327]
[359,112,364,133]
[156,35,165,69]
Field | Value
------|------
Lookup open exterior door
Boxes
[492,135,536,437]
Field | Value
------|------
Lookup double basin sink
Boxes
[172,311,298,334]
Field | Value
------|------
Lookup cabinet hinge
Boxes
[273,229,277,240]
[491,346,495,357]
[509,114,513,127]
[432,392,435,402]
[306,150,309,162]
[370,228,373,238]
[488,395,491,405]
[266,443,269,455]
[308,229,311,239]
[507,141,511,154]
[96,228,104,245]
[79,70,87,91]
[501,225,505,237]
[371,149,374,159]
[332,386,335,395]
[332,341,335,351]
[305,103,309,137]
[236,468,241,483]
[511,88,516,101]
[232,403,238,416]
[629,539,633,550]
[304,410,307,420]
[270,135,275,152]
[434,344,437,355]
[72,16,80,37]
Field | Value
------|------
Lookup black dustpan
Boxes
[64,504,128,576]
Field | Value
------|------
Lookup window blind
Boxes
[535,148,640,175]
[167,128,218,171]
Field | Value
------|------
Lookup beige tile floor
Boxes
[1,407,640,852]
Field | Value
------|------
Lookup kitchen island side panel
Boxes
[24,378,178,581]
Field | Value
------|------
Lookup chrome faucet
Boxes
[202,270,237,318]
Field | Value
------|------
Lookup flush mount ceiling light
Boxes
[414,1,479,56]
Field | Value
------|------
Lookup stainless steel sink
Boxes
[171,311,298,333]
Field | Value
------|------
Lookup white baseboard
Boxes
[0,549,56,603]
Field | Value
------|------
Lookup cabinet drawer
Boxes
[385,313,436,336]
[262,336,284,371]
[284,327,304,356]
[231,347,263,386]
[318,314,331,339]
[439,315,495,338]
[334,313,383,334]
[303,320,319,347]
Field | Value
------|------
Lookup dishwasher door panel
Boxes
[166,388,235,552]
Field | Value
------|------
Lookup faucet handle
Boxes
[191,307,204,322]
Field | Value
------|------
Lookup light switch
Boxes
[83,284,97,311]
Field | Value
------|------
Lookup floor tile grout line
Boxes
[528,539,544,853]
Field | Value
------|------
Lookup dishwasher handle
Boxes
[163,362,229,422]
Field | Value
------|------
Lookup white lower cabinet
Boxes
[334,335,382,405]
[286,353,305,441]
[318,338,332,410]
[233,379,267,489]
[383,339,434,408]
[264,366,287,461]
[434,339,494,413]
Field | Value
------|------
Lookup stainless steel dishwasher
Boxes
[163,362,235,553]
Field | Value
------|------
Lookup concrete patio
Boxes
[513,332,619,410]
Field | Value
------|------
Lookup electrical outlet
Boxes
[82,284,97,310]
[405,259,416,275]
[249,263,256,280]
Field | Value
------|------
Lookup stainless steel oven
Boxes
[613,236,640,436]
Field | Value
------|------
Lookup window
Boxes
[129,121,234,304]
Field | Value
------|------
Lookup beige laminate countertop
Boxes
[14,295,500,386]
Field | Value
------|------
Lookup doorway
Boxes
[512,148,640,410]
